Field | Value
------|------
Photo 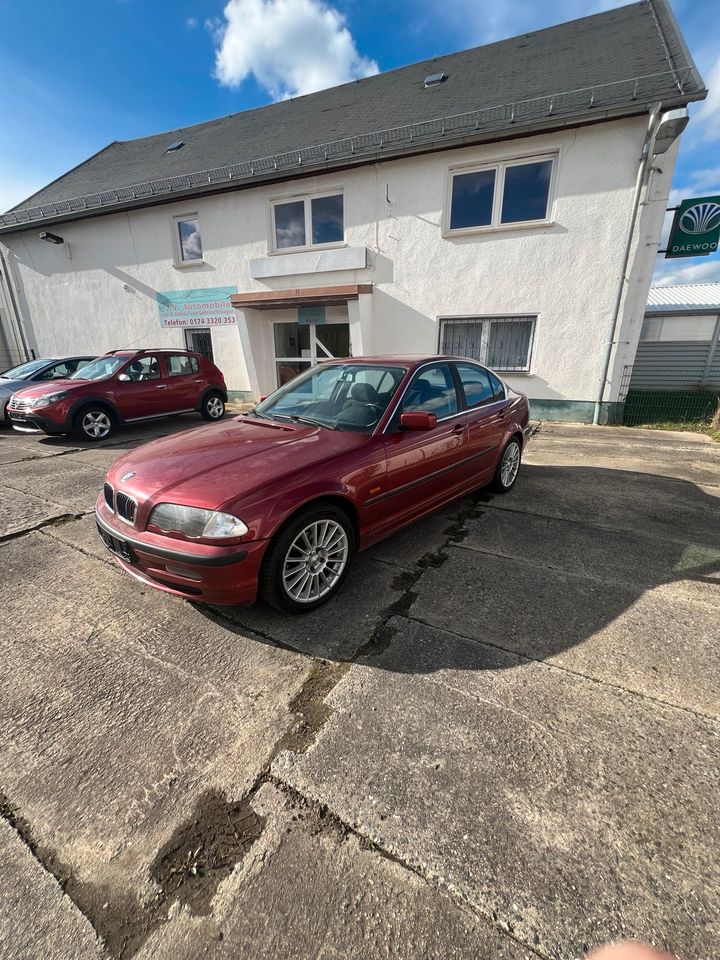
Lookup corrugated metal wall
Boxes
[629,341,720,391]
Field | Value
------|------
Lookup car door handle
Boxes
[156,384,168,389]
[452,423,466,434]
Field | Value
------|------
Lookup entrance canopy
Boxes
[230,284,372,311]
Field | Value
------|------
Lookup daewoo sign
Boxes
[665,196,720,259]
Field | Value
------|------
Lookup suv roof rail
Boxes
[105,347,200,356]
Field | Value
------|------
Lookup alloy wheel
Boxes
[500,441,521,488]
[282,519,349,604]
[82,411,111,439]
[207,396,225,419]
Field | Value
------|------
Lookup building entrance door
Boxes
[184,327,214,362]
[273,319,350,386]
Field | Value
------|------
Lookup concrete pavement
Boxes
[0,416,718,959]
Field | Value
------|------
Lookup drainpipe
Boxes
[593,103,662,425]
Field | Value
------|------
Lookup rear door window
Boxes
[455,363,495,408]
[166,354,199,376]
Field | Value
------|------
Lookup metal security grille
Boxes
[440,316,535,371]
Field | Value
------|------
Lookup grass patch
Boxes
[633,420,720,442]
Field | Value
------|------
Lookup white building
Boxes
[0,0,706,422]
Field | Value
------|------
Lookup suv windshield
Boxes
[254,363,406,432]
[71,355,128,381]
[1,358,50,379]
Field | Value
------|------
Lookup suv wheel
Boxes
[201,392,226,421]
[75,405,114,441]
[260,504,355,613]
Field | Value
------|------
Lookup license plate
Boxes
[97,522,136,564]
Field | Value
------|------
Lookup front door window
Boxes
[273,319,350,386]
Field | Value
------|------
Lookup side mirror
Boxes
[400,411,437,431]
[118,373,130,382]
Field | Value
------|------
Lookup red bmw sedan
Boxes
[96,356,530,612]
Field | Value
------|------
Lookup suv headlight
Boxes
[31,391,69,408]
[148,503,249,539]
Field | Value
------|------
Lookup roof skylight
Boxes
[424,72,446,87]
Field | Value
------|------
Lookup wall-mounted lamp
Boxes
[39,231,64,244]
[652,108,689,155]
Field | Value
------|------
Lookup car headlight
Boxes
[148,503,249,539]
[31,391,69,408]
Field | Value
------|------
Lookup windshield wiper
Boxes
[275,413,339,431]
[244,409,276,422]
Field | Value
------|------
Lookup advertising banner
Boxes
[157,287,238,327]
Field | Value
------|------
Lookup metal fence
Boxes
[621,340,720,425]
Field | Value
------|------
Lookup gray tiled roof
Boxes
[1,0,705,231]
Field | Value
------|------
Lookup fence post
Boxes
[700,315,720,386]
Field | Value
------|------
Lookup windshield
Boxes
[0,358,50,380]
[71,355,127,381]
[254,363,407,432]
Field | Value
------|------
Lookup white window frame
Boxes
[171,212,204,267]
[269,189,345,254]
[444,152,558,236]
[438,314,537,373]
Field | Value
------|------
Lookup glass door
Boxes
[273,320,350,386]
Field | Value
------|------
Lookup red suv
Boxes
[8,349,227,441]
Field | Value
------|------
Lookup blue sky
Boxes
[0,0,718,284]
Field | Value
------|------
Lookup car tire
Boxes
[490,437,522,493]
[201,392,226,421]
[74,404,115,441]
[260,503,355,613]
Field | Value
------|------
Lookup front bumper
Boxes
[95,505,269,605]
[8,410,68,434]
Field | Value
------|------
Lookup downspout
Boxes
[593,103,662,425]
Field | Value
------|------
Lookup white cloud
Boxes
[693,54,720,144]
[653,258,720,287]
[444,0,618,45]
[185,16,198,29]
[210,0,378,100]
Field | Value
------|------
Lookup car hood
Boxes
[9,379,80,399]
[107,417,370,509]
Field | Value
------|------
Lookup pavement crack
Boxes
[265,776,552,960]
[0,782,265,960]
[402,611,720,726]
[0,511,92,545]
